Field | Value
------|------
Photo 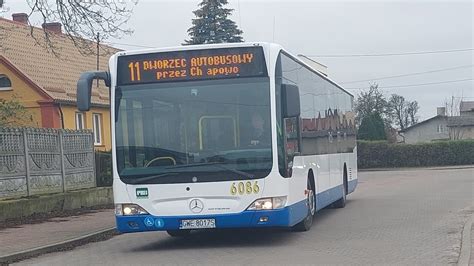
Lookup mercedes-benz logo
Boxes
[189,199,204,213]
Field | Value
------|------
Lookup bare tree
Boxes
[449,126,464,140]
[407,101,419,125]
[443,96,466,140]
[444,96,461,117]
[1,0,138,55]
[387,94,419,130]
[388,94,405,129]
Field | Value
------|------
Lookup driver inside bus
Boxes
[247,113,270,146]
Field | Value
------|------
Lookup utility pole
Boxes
[96,32,100,87]
[451,95,454,116]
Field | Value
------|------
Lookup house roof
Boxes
[447,116,474,127]
[460,101,474,112]
[0,17,120,106]
[399,115,446,133]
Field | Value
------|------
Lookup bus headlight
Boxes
[247,197,287,211]
[115,204,149,216]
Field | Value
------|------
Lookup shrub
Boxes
[357,140,474,169]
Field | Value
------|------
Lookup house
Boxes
[0,13,119,150]
[460,101,474,116]
[400,106,474,144]
[399,108,449,144]
[447,116,474,140]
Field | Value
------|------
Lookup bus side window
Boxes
[284,117,300,155]
[276,53,302,178]
[283,116,300,177]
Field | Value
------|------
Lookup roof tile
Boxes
[0,18,119,106]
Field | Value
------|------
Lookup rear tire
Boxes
[333,168,347,208]
[293,179,315,232]
[332,185,346,208]
[167,230,191,237]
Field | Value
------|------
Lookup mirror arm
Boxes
[77,71,110,111]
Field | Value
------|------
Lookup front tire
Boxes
[293,180,315,232]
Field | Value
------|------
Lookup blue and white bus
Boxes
[77,42,357,236]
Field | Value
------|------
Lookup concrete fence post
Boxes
[22,129,31,197]
[92,132,97,188]
[59,130,66,193]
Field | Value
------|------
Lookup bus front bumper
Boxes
[116,200,307,233]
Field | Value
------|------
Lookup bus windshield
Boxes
[115,77,272,184]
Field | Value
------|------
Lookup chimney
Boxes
[12,13,28,24]
[437,107,446,116]
[42,22,62,34]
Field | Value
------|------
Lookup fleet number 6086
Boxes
[230,181,260,195]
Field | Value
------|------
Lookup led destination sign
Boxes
[117,47,267,85]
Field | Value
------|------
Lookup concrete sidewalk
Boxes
[0,209,115,263]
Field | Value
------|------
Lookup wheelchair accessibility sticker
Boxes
[144,216,154,227]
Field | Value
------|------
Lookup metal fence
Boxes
[0,127,96,200]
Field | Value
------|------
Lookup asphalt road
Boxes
[17,167,474,265]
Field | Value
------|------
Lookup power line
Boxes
[345,78,473,90]
[341,65,474,84]
[103,42,474,59]
[305,48,474,58]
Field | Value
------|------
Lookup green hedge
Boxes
[357,140,474,169]
[95,151,112,187]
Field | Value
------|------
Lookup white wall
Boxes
[403,116,449,144]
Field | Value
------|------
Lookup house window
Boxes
[0,74,12,91]
[93,113,102,145]
[437,124,445,133]
[75,112,85,130]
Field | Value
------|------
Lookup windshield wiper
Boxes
[168,162,255,179]
[124,172,179,184]
[168,162,223,169]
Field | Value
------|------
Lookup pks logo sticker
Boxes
[136,188,149,199]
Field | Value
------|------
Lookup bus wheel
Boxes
[167,230,191,237]
[293,179,315,232]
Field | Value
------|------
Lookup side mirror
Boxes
[77,71,110,111]
[282,84,300,118]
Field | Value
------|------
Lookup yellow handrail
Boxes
[145,156,177,167]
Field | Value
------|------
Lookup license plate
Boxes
[180,219,216,229]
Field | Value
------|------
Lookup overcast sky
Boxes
[3,0,473,120]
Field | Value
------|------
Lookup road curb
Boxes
[0,227,116,265]
[458,213,473,266]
